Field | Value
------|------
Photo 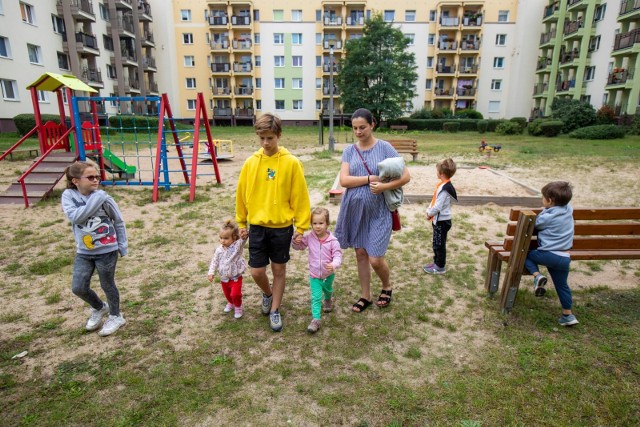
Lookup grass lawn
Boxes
[0,127,639,426]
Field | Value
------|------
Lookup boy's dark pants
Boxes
[432,220,452,268]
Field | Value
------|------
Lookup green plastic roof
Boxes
[27,72,98,93]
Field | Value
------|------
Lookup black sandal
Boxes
[352,298,372,313]
[377,289,392,308]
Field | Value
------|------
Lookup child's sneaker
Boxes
[558,314,579,326]
[307,319,321,334]
[322,297,334,313]
[269,310,283,332]
[86,302,109,331]
[234,305,244,319]
[533,275,547,297]
[223,303,234,313]
[423,263,446,274]
[97,314,126,337]
[261,292,273,315]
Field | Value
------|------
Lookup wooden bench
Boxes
[484,207,640,313]
[390,125,408,133]
[388,139,418,162]
[1,148,40,161]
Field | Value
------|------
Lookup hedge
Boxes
[107,115,161,132]
[539,121,564,137]
[496,121,523,135]
[443,122,460,132]
[569,125,626,139]
[13,114,62,137]
[477,120,488,133]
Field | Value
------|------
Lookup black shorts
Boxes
[248,225,294,268]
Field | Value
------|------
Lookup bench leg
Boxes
[484,251,502,295]
[411,154,418,162]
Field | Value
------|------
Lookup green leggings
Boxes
[310,274,335,320]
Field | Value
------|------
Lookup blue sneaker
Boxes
[261,292,273,315]
[423,263,446,274]
[558,314,579,326]
[269,310,283,332]
[533,275,547,297]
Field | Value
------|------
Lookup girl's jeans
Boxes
[309,274,335,320]
[72,250,120,316]
[524,249,572,310]
[432,220,452,268]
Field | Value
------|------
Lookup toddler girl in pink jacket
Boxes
[292,207,342,334]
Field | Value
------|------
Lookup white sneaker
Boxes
[234,305,244,319]
[85,302,109,331]
[98,314,126,337]
[223,303,234,313]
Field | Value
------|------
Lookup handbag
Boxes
[355,146,401,232]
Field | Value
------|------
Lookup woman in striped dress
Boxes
[334,108,411,312]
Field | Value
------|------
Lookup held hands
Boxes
[239,228,248,240]
[207,274,214,283]
[293,232,303,244]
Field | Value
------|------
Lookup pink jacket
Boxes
[292,231,342,279]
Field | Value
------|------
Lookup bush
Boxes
[495,121,522,135]
[442,122,460,132]
[107,115,160,132]
[551,98,596,133]
[477,120,488,133]
[486,119,507,132]
[393,119,478,131]
[539,121,564,137]
[626,115,640,135]
[455,109,483,119]
[596,105,616,125]
[527,118,551,136]
[431,108,453,119]
[510,117,528,131]
[13,114,62,137]
[569,125,626,139]
[409,108,432,119]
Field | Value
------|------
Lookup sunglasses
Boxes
[80,175,101,182]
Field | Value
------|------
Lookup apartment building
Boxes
[0,0,158,131]
[155,0,541,125]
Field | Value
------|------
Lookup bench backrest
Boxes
[387,139,417,150]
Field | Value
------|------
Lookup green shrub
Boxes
[13,114,63,137]
[569,125,626,139]
[107,115,160,132]
[495,121,522,135]
[527,118,551,136]
[510,117,528,131]
[486,119,506,132]
[455,109,483,119]
[477,120,488,133]
[626,115,640,135]
[431,108,453,119]
[551,98,596,133]
[393,119,478,131]
[409,108,432,119]
[442,122,460,132]
[595,105,616,125]
[539,121,564,137]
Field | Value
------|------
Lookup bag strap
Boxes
[354,145,372,175]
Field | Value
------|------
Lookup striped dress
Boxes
[335,140,399,257]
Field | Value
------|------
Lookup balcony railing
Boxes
[117,16,135,33]
[530,108,544,119]
[234,86,253,95]
[208,15,228,25]
[439,41,458,50]
[324,16,342,26]
[76,32,98,50]
[567,0,583,7]
[69,0,94,16]
[440,17,459,26]
[533,82,549,95]
[147,81,158,93]
[138,1,152,17]
[434,88,455,96]
[142,56,156,69]
[436,64,456,73]
[231,15,251,25]
[121,49,137,62]
[214,107,232,116]
[620,0,640,16]
[323,86,340,95]
[233,62,253,72]
[235,108,254,117]
[456,88,476,96]
[212,87,230,95]
[459,65,478,74]
[543,2,560,18]
[460,40,480,50]
[607,69,633,85]
[142,31,154,44]
[560,49,580,64]
[324,40,342,49]
[82,67,102,83]
[232,39,252,49]
[323,64,340,72]
[556,79,576,91]
[537,57,552,70]
[614,28,640,50]
[540,30,556,44]
[346,16,364,26]
[462,15,482,26]
[211,41,230,50]
[211,63,231,72]
[563,20,583,36]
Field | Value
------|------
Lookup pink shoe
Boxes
[223,303,233,313]
[234,305,244,319]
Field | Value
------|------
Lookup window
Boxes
[292,78,303,89]
[488,101,500,113]
[292,9,302,21]
[496,34,506,46]
[103,35,114,51]
[316,33,322,44]
[275,78,285,89]
[580,95,591,104]
[316,78,321,89]
[183,33,194,44]
[274,33,284,44]
[316,10,321,21]
[254,33,260,44]
[57,52,69,70]
[0,79,18,100]
[316,56,321,67]
[292,56,302,67]
[20,2,36,25]
[27,44,42,64]
[109,93,117,107]
[37,90,49,103]
[498,10,509,22]
[585,66,596,81]
[405,10,416,22]
[594,4,606,22]
[0,36,11,58]
[406,34,415,45]
[429,10,437,21]
[316,100,321,110]
[384,10,395,22]
[293,100,303,110]
[274,56,284,67]
[106,63,116,79]
[255,78,261,88]
[184,55,195,66]
[493,57,504,68]
[428,34,435,45]
[0,1,3,15]
[292,33,302,44]
[275,100,285,110]
[589,35,601,52]
[186,78,196,88]
[255,55,261,66]
[427,57,433,68]
[254,9,260,21]
[99,3,109,20]
[256,99,262,110]
[273,9,283,21]
[425,79,433,90]
[187,99,196,110]
[51,15,65,34]
[491,79,502,90]
[180,9,191,21]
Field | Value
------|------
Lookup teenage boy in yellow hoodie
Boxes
[236,113,311,332]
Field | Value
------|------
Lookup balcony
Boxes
[456,88,476,96]
[323,86,341,96]
[235,108,254,117]
[234,86,254,96]
[434,88,455,96]
[74,32,99,54]
[208,15,228,25]
[560,49,580,64]
[214,107,232,116]
[211,63,231,73]
[607,69,633,85]
[232,39,252,49]
[619,0,640,18]
[324,40,342,49]
[113,0,132,10]
[440,17,459,27]
[141,31,155,47]
[212,87,231,96]
[563,20,583,37]
[439,41,458,51]
[231,15,251,25]
[114,77,140,93]
[556,79,576,92]
[323,63,340,73]
[436,64,456,73]
[117,16,135,36]
[540,30,556,45]
[459,65,478,74]
[82,67,103,86]
[233,62,253,73]
[567,0,587,10]
[462,13,483,26]
[120,49,137,64]
[533,82,549,95]
[460,40,481,51]
[323,16,342,26]
[613,28,640,51]
[543,1,560,20]
[211,41,230,50]
[147,81,158,93]
[530,107,544,119]
[138,1,152,20]
[537,57,552,70]
[346,16,364,26]
[58,0,95,21]
[142,56,156,71]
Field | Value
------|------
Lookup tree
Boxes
[550,98,596,133]
[337,14,418,124]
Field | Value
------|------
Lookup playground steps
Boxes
[0,152,77,206]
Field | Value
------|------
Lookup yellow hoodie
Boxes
[236,147,311,234]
